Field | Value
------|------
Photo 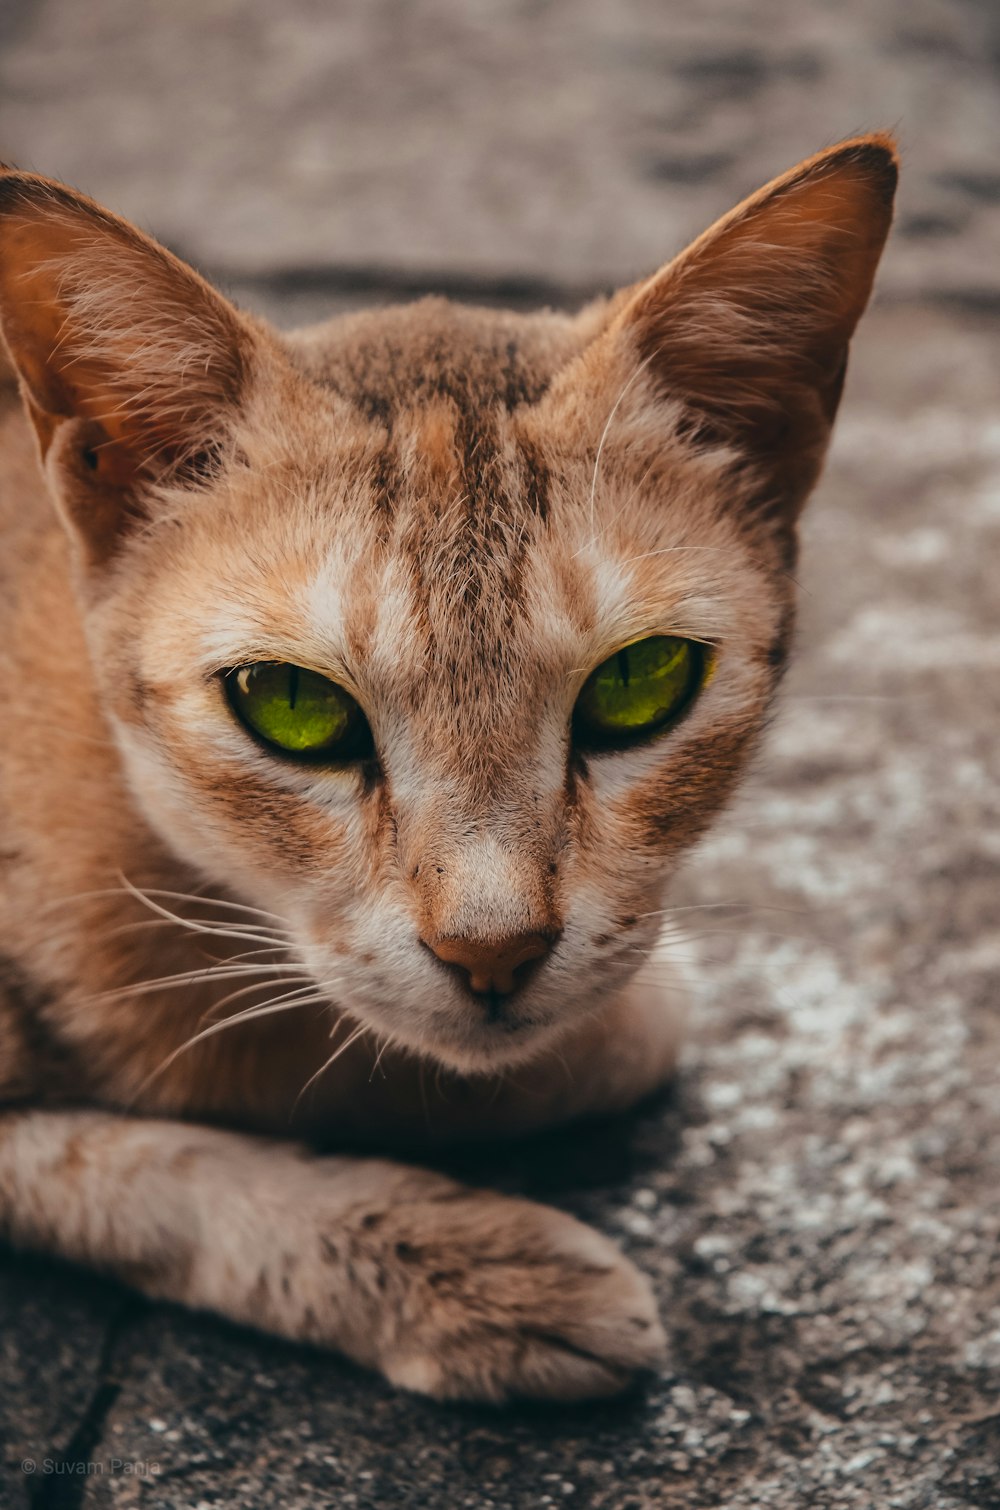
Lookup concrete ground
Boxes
[1,3,998,1507]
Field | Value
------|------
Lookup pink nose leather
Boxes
[424,931,550,995]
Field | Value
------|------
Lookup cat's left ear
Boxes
[0,170,254,565]
[606,135,898,523]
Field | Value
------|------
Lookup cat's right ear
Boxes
[577,136,897,533]
[0,170,253,566]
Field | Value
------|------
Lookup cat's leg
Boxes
[0,1107,665,1402]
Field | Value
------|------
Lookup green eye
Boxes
[574,635,704,747]
[224,662,373,762]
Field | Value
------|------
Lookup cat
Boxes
[0,137,896,1403]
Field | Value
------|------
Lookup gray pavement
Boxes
[1,0,999,308]
[1,3,999,1507]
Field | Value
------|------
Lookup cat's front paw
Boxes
[367,1190,667,1403]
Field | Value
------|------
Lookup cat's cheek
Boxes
[109,726,360,899]
[606,719,761,859]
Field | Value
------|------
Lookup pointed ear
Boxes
[0,171,253,565]
[610,135,898,522]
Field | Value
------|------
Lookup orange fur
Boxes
[0,139,897,1402]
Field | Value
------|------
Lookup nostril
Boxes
[421,930,552,996]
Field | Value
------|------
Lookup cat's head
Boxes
[0,140,896,1073]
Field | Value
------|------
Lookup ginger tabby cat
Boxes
[0,139,896,1402]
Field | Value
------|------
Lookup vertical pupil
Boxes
[287,665,299,709]
[617,649,631,687]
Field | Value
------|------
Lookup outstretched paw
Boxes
[369,1190,666,1403]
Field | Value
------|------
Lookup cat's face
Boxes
[0,141,896,1071]
[83,309,788,1071]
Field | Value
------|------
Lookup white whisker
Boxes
[581,350,658,543]
[127,886,290,927]
[635,900,814,920]
[45,881,289,931]
[295,1021,371,1112]
[92,961,311,1004]
[198,976,331,1024]
[134,989,333,1097]
[369,1034,392,1082]
[209,943,294,965]
[94,917,290,950]
[621,544,743,566]
[116,873,289,945]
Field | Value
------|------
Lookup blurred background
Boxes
[1,0,997,320]
[1,5,999,1510]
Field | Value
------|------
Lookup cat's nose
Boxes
[422,930,551,996]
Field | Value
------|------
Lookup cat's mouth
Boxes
[301,912,636,1075]
[410,987,563,1073]
[414,1008,566,1075]
[340,965,606,1077]
[313,963,564,1075]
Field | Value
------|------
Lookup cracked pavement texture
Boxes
[1,2,998,1507]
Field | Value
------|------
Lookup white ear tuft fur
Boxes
[607,135,898,520]
[0,175,250,473]
[0,171,254,561]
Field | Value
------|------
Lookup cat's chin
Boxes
[403,1014,570,1078]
